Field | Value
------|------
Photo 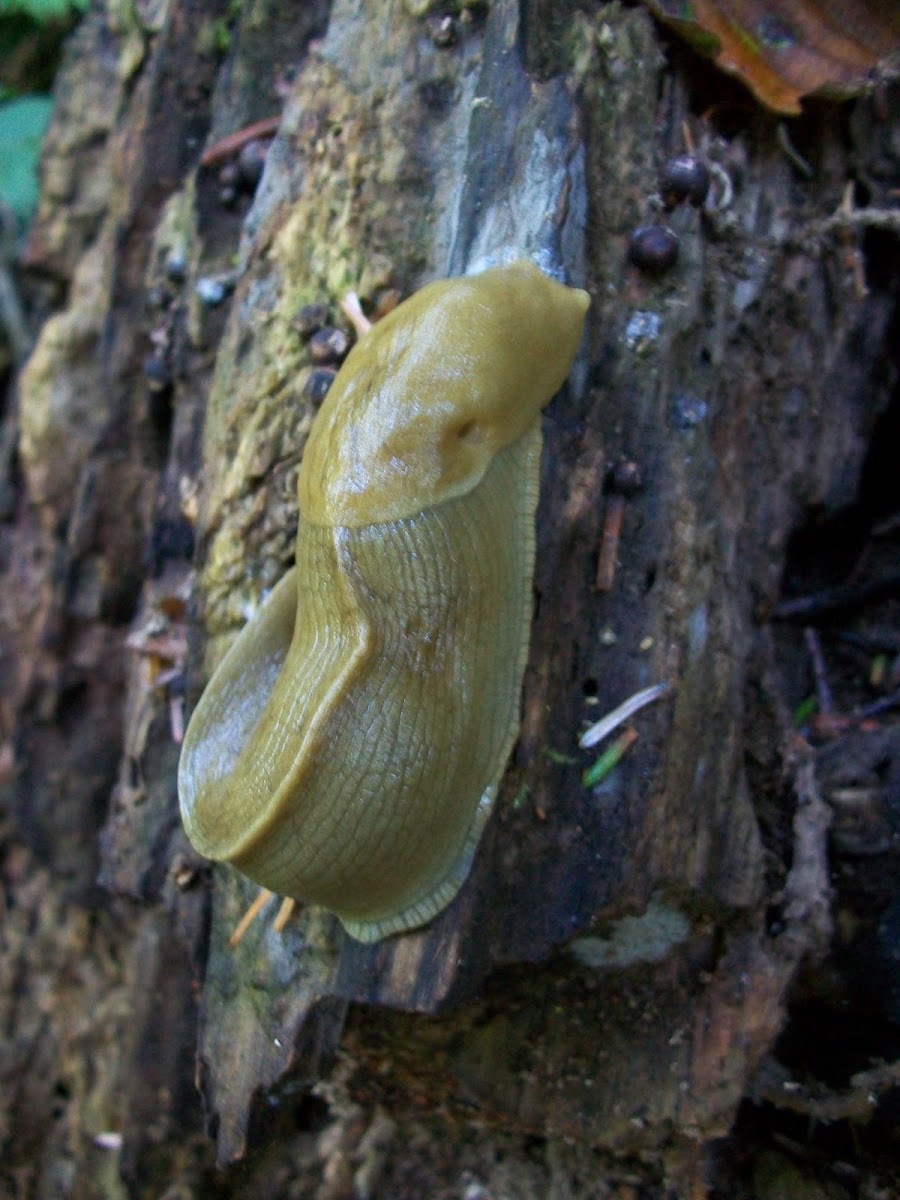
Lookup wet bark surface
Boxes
[1,0,899,1196]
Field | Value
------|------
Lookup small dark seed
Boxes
[304,367,337,405]
[143,355,172,392]
[292,303,329,338]
[165,253,187,283]
[628,225,679,274]
[219,185,238,207]
[610,460,644,496]
[218,162,240,188]
[660,155,710,209]
[427,13,457,46]
[308,326,351,364]
[195,277,228,306]
[237,138,268,189]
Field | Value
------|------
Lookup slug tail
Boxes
[336,785,496,944]
[329,424,542,942]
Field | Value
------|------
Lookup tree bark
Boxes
[1,0,899,1195]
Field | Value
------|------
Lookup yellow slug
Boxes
[178,259,589,943]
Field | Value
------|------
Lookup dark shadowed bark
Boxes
[1,1,899,1196]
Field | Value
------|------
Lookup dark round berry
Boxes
[308,326,351,364]
[143,355,172,392]
[660,155,710,209]
[303,367,337,405]
[610,460,644,496]
[195,277,228,306]
[164,252,187,283]
[292,303,329,338]
[237,138,268,189]
[628,226,679,274]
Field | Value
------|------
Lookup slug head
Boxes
[298,259,589,528]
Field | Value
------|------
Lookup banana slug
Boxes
[178,259,589,943]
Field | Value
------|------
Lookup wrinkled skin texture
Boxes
[179,260,589,942]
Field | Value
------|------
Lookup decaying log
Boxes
[1,0,898,1193]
